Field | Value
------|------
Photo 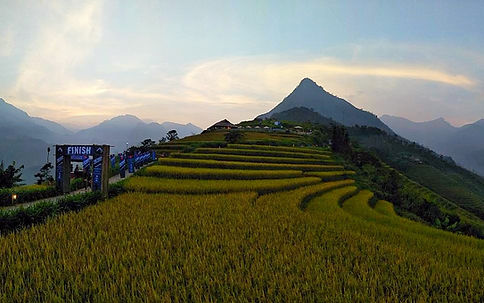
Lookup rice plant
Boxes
[305,170,356,181]
[158,157,344,171]
[227,144,331,155]
[172,153,335,165]
[195,147,331,159]
[140,165,304,180]
[125,176,322,194]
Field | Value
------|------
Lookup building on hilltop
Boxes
[207,119,235,131]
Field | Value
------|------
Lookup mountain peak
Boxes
[300,77,317,85]
[297,77,322,90]
[259,78,394,133]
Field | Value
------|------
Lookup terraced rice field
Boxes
[194,147,331,159]
[0,143,482,302]
[140,165,304,179]
[172,152,335,165]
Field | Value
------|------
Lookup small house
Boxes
[207,119,235,131]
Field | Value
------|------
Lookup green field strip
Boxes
[374,200,397,216]
[304,171,356,181]
[158,158,344,171]
[171,153,336,165]
[255,180,356,210]
[195,148,331,160]
[341,190,375,216]
[305,186,359,213]
[140,165,304,180]
[342,192,484,247]
[227,144,331,155]
[125,176,322,194]
[299,180,356,210]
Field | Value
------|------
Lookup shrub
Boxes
[0,185,57,206]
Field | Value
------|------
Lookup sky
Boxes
[0,0,483,129]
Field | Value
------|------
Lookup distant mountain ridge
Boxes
[381,115,484,176]
[259,78,393,133]
[0,98,202,183]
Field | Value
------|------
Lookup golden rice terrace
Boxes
[0,136,483,302]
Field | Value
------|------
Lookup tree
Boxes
[35,162,54,185]
[331,125,351,153]
[166,130,179,141]
[310,129,328,147]
[141,139,156,151]
[159,137,166,144]
[224,130,244,144]
[0,161,24,188]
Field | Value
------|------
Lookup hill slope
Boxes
[1,139,482,301]
[257,106,484,233]
[382,115,484,176]
[271,107,337,126]
[259,78,393,133]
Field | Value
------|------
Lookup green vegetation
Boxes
[0,161,24,188]
[0,184,57,207]
[69,177,85,191]
[349,126,484,222]
[140,165,303,180]
[224,130,244,143]
[340,130,484,237]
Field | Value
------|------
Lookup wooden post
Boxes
[62,154,71,194]
[101,145,110,198]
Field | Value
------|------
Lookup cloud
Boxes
[184,56,475,97]
[5,3,482,132]
[0,26,14,56]
[12,1,105,108]
[180,55,482,126]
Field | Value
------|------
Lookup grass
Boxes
[172,153,335,165]
[140,165,304,180]
[158,157,344,171]
[124,176,322,194]
[195,147,331,159]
